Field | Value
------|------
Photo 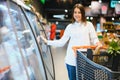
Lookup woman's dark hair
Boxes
[71,4,86,23]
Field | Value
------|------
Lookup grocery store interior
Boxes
[0,0,120,80]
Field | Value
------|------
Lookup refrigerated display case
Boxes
[21,6,55,80]
[0,0,55,80]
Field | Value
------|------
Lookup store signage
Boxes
[115,4,120,14]
[101,3,108,14]
[40,0,45,4]
[110,1,120,8]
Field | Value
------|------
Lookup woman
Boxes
[41,4,101,80]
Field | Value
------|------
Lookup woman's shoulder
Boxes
[67,23,73,26]
[66,23,74,28]
[85,21,93,27]
[86,21,92,25]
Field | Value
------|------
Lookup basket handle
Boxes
[72,45,107,57]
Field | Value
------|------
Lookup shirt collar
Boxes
[74,21,82,25]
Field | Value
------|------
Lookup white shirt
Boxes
[47,21,99,66]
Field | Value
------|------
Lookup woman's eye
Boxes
[74,11,81,14]
[78,12,81,14]
[74,12,77,14]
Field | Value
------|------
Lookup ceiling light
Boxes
[86,17,89,20]
[112,17,114,21]
[53,15,65,19]
[90,17,93,20]
[65,9,68,13]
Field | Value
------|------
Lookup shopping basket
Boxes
[72,46,120,80]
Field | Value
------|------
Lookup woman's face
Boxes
[73,7,82,22]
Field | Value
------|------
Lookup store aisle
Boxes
[50,44,69,80]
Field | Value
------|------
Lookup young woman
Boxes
[41,4,102,80]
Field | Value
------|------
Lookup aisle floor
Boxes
[50,44,69,80]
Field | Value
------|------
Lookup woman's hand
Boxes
[94,42,102,55]
[40,35,48,44]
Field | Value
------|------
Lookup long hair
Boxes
[71,4,86,23]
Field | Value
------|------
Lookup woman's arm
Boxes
[41,24,71,47]
[88,22,100,45]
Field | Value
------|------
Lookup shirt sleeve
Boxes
[88,22,99,45]
[47,24,71,47]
